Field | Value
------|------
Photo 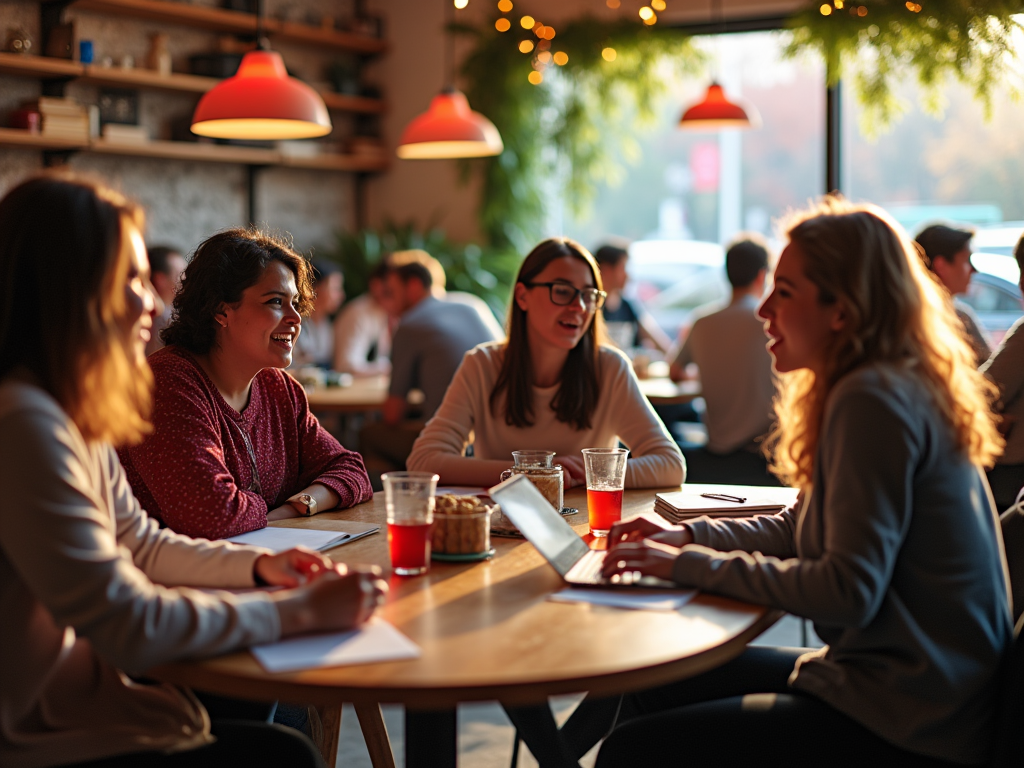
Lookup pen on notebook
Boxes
[700,492,747,503]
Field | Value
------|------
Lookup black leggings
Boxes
[64,693,324,768]
[597,646,966,768]
[507,647,967,768]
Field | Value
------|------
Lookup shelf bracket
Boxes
[246,164,269,226]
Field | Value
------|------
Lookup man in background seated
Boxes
[360,251,498,483]
[291,259,344,369]
[333,261,394,377]
[594,242,672,356]
[915,223,992,363]
[981,232,1024,511]
[669,235,779,485]
[145,244,186,356]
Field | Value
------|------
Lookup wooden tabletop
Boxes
[305,376,701,413]
[150,488,778,709]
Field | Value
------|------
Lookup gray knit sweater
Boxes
[674,363,1012,765]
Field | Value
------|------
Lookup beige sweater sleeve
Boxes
[0,390,281,672]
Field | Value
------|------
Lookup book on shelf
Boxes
[35,97,87,117]
[101,123,149,143]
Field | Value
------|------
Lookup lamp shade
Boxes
[397,89,503,159]
[679,83,760,131]
[191,50,332,140]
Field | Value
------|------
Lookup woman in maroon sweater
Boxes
[120,228,372,539]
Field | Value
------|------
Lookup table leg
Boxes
[354,702,397,768]
[405,707,457,768]
[312,703,342,766]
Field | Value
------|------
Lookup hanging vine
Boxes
[786,1,1024,135]
[454,15,703,251]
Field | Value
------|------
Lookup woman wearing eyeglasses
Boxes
[407,237,684,489]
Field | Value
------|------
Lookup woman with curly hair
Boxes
[0,174,385,767]
[119,229,372,540]
[585,199,1012,766]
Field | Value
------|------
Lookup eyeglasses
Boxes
[525,281,607,310]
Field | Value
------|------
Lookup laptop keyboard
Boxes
[567,550,606,584]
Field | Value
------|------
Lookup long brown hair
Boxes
[0,173,152,445]
[490,238,606,430]
[766,197,1003,489]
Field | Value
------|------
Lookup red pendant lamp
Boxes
[396,0,502,159]
[191,0,331,140]
[679,82,760,131]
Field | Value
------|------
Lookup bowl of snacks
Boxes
[431,494,496,561]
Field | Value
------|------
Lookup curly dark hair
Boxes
[161,228,314,354]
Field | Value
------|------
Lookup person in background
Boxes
[0,173,386,768]
[669,235,778,485]
[915,223,992,362]
[119,228,373,540]
[359,251,498,481]
[980,231,1024,511]
[144,244,186,356]
[591,200,1010,767]
[594,242,672,356]
[292,258,344,369]
[333,261,393,376]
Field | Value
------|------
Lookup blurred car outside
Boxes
[964,252,1022,347]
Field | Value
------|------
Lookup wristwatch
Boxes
[288,493,317,517]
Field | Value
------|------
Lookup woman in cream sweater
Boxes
[0,174,386,768]
[407,237,684,489]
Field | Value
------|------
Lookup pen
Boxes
[700,492,747,503]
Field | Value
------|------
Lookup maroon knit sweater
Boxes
[119,346,372,539]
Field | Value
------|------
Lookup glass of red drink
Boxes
[581,448,629,537]
[382,471,439,576]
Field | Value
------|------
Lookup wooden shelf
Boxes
[1,53,387,113]
[0,129,390,172]
[70,0,387,55]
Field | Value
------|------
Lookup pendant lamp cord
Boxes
[442,0,455,91]
[255,0,267,51]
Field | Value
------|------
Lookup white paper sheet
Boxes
[548,588,697,612]
[251,619,421,673]
[226,526,377,553]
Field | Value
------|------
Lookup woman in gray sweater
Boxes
[0,174,386,768]
[594,200,1013,767]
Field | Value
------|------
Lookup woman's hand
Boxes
[254,547,333,588]
[557,455,587,489]
[273,564,388,636]
[600,539,680,583]
[606,516,693,551]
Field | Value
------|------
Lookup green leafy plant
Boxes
[455,16,703,250]
[322,220,522,317]
[785,1,1024,136]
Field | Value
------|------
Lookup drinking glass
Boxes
[582,448,629,537]
[383,471,438,575]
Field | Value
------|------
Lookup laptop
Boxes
[488,474,678,590]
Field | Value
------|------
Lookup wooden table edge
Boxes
[149,607,783,710]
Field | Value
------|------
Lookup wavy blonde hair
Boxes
[0,174,152,446]
[766,197,1003,490]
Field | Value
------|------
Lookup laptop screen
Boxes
[490,474,590,576]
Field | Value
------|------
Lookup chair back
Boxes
[990,618,1023,768]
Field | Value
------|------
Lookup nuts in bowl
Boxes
[431,494,495,556]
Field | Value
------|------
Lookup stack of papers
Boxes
[654,485,797,523]
[548,588,696,611]
[227,523,379,553]
[251,619,420,672]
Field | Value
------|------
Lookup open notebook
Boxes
[654,484,799,523]
[227,521,379,553]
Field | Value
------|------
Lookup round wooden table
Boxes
[150,487,779,766]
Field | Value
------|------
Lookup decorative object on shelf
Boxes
[191,0,331,139]
[678,0,758,132]
[98,88,139,126]
[679,82,759,131]
[328,57,360,95]
[454,15,700,249]
[78,40,94,63]
[4,26,32,55]
[146,33,172,75]
[118,55,134,69]
[786,0,1024,133]
[44,22,74,59]
[397,0,502,159]
[9,107,41,134]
